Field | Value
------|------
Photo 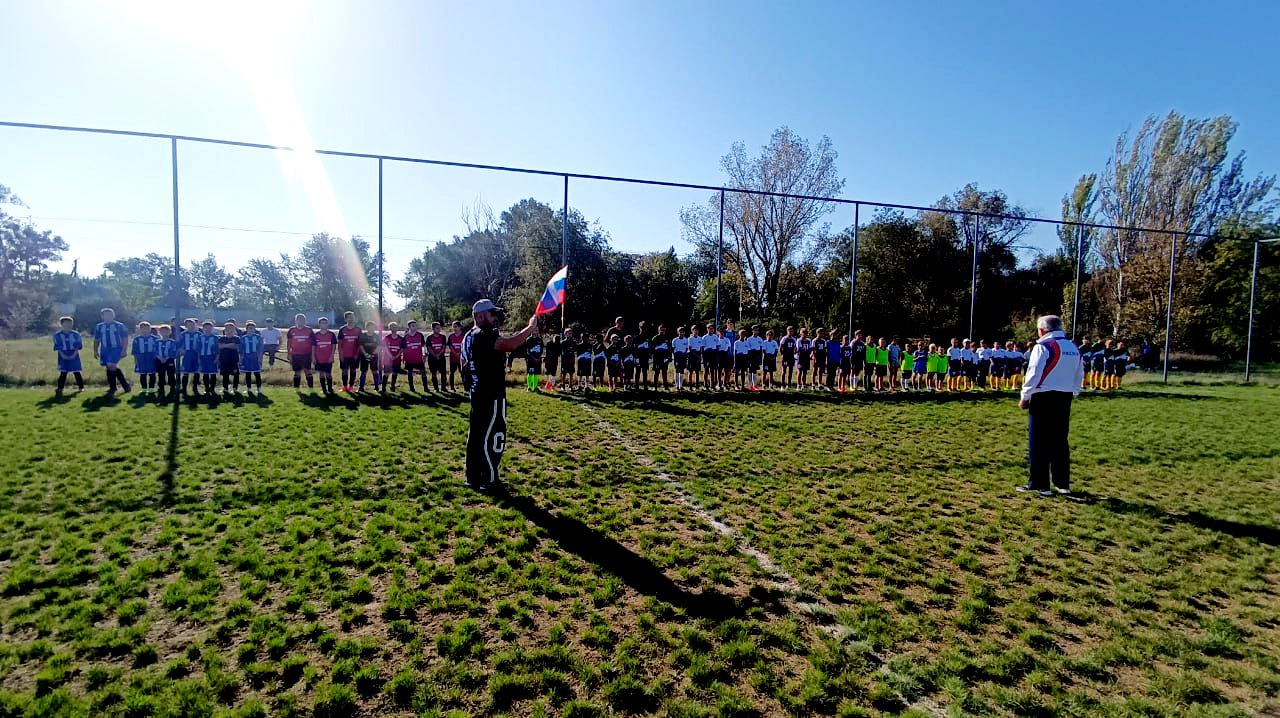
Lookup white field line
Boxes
[577,400,947,717]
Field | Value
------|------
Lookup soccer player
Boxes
[900,342,914,390]
[975,339,992,390]
[621,334,638,389]
[732,327,747,389]
[887,336,902,392]
[287,314,316,390]
[761,329,779,390]
[53,316,85,395]
[912,342,929,391]
[93,308,131,395]
[176,318,202,397]
[604,316,626,345]
[401,320,427,392]
[131,321,158,395]
[358,320,381,392]
[577,337,594,390]
[1111,341,1130,390]
[837,335,853,392]
[849,331,866,392]
[380,321,403,392]
[543,330,560,391]
[946,338,963,392]
[961,339,977,391]
[560,328,578,391]
[862,335,876,392]
[338,312,363,392]
[744,325,762,390]
[524,332,544,392]
[825,331,842,390]
[196,321,220,396]
[606,335,624,391]
[813,328,828,391]
[796,328,813,390]
[155,324,177,400]
[720,325,735,390]
[313,317,338,395]
[261,318,282,368]
[634,321,651,391]
[240,320,264,395]
[448,321,467,391]
[779,326,797,389]
[217,321,241,397]
[873,337,890,392]
[591,335,607,389]
[671,326,688,391]
[652,325,672,390]
[686,324,703,390]
[420,321,444,392]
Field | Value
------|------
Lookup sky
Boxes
[2,0,1278,308]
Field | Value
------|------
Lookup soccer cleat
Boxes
[1016,484,1054,497]
[1054,487,1072,495]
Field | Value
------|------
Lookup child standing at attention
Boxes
[93,307,132,395]
[239,320,264,395]
[155,325,177,400]
[217,322,242,397]
[52,316,85,394]
[197,321,220,396]
[131,321,158,395]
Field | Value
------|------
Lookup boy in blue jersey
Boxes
[52,316,85,394]
[825,331,842,390]
[155,324,178,400]
[176,318,202,397]
[197,321,220,396]
[93,308,132,394]
[131,321,158,396]
[240,320,264,395]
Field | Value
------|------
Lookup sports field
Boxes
[0,380,1278,717]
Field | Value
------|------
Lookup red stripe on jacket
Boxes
[1035,340,1062,388]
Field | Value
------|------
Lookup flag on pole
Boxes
[534,265,568,316]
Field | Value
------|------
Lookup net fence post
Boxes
[1071,223,1083,338]
[1244,240,1260,382]
[1162,232,1176,383]
[969,214,979,340]
[848,202,859,338]
[561,175,569,335]
[171,138,181,331]
[377,157,384,323]
[715,188,724,330]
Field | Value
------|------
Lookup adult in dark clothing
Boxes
[462,299,538,492]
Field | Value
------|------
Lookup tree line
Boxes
[1,111,1276,360]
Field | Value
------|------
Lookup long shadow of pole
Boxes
[160,396,178,507]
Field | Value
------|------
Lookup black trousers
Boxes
[466,397,507,487]
[1028,391,1073,490]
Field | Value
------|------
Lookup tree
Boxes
[293,234,374,314]
[234,257,295,318]
[188,254,233,309]
[682,127,843,316]
[1058,173,1099,266]
[1093,111,1278,342]
[102,253,182,314]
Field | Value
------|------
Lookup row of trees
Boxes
[2,112,1276,359]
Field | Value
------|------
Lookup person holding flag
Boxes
[462,299,539,492]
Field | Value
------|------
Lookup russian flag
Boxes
[534,265,568,316]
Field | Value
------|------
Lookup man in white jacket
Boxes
[1018,315,1085,497]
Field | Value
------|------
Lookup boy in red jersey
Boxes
[401,320,427,392]
[313,316,338,395]
[286,313,316,390]
[426,321,448,392]
[447,320,466,391]
[337,311,363,391]
[379,321,403,392]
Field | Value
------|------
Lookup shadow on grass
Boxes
[81,393,122,412]
[493,489,786,619]
[550,387,1023,407]
[35,393,75,409]
[1077,492,1279,545]
[160,396,178,507]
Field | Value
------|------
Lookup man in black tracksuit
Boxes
[462,298,538,492]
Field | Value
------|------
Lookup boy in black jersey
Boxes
[779,326,797,388]
[544,331,560,390]
[607,336,625,390]
[813,328,828,390]
[651,325,672,390]
[634,321,652,390]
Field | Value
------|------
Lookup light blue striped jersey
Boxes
[93,321,128,350]
[131,335,158,357]
[240,333,263,355]
[178,329,202,353]
[155,338,178,360]
[53,330,82,353]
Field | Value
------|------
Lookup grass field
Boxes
[0,380,1278,717]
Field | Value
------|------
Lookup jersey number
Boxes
[491,432,506,454]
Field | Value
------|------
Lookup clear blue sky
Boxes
[3,0,1277,307]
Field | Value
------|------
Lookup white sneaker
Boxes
[1054,487,1072,495]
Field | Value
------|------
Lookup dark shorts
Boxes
[874,364,888,377]
[527,363,541,375]
[546,358,559,374]
[798,355,811,370]
[315,362,333,374]
[991,360,1005,378]
[608,363,622,378]
[704,352,718,372]
[673,353,686,372]
[734,353,749,370]
[964,360,977,379]
[577,359,591,375]
[720,350,732,368]
[1092,357,1106,373]
[686,352,700,371]
[780,352,794,369]
[428,355,446,372]
[404,361,425,374]
[948,359,962,377]
[851,361,864,375]
[977,360,990,377]
[562,358,576,375]
[340,357,359,370]
[1114,365,1127,377]
[763,355,777,372]
[290,354,312,371]
[748,350,761,370]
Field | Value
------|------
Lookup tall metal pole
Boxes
[1071,223,1083,339]
[715,189,724,330]
[171,138,181,335]
[561,175,569,335]
[377,158,383,322]
[1162,233,1177,383]
[1244,240,1260,382]
[969,215,980,339]
[848,203,859,338]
